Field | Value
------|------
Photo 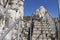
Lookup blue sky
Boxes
[24,0,59,18]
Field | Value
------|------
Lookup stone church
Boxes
[0,0,59,40]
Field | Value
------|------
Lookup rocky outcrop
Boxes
[0,0,24,40]
[23,6,56,40]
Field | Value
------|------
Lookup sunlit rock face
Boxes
[0,1,57,40]
[34,6,56,33]
[31,6,56,40]
[0,0,24,40]
[0,5,55,40]
[39,6,46,17]
[35,6,46,18]
[7,0,24,22]
[21,6,56,40]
